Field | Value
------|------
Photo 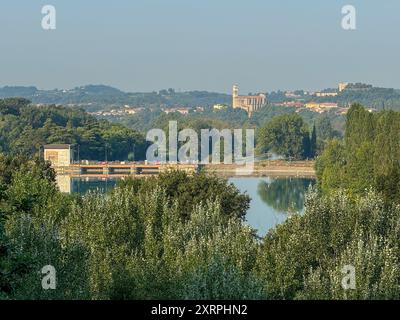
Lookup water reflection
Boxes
[257,178,315,214]
[71,177,118,194]
[229,177,315,236]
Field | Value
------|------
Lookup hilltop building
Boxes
[314,83,351,96]
[345,83,373,91]
[339,82,349,92]
[232,85,266,116]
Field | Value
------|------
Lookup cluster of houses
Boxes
[89,106,204,117]
[275,101,348,114]
[276,83,376,115]
[89,82,376,118]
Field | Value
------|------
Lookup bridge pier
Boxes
[130,166,137,175]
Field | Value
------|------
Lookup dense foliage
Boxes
[117,104,344,138]
[329,87,400,111]
[257,113,317,160]
[0,98,147,161]
[117,171,250,221]
[0,157,259,299]
[257,189,400,299]
[1,154,400,300]
[1,99,400,300]
[317,104,400,203]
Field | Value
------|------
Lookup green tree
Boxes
[117,170,250,221]
[310,124,317,158]
[257,189,400,300]
[257,113,311,160]
[317,104,400,202]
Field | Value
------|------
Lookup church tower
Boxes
[232,85,239,108]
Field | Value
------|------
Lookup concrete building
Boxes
[232,85,266,116]
[44,144,73,167]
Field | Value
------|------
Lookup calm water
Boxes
[229,177,315,236]
[66,176,315,236]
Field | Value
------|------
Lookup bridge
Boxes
[52,162,201,176]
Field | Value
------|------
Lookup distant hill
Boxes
[0,85,231,112]
[4,83,400,112]
[0,97,147,160]
[268,85,400,111]
[0,86,39,97]
[313,86,400,110]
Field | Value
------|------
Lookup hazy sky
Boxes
[1,0,399,93]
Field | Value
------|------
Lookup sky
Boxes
[0,0,399,94]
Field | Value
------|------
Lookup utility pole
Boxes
[105,143,108,162]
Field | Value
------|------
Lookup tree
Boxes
[117,170,250,221]
[257,113,311,160]
[316,115,337,141]
[257,189,400,300]
[317,104,400,202]
[309,124,317,158]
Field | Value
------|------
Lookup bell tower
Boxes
[232,85,239,108]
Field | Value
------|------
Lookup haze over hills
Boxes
[2,83,400,113]
[0,85,232,112]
